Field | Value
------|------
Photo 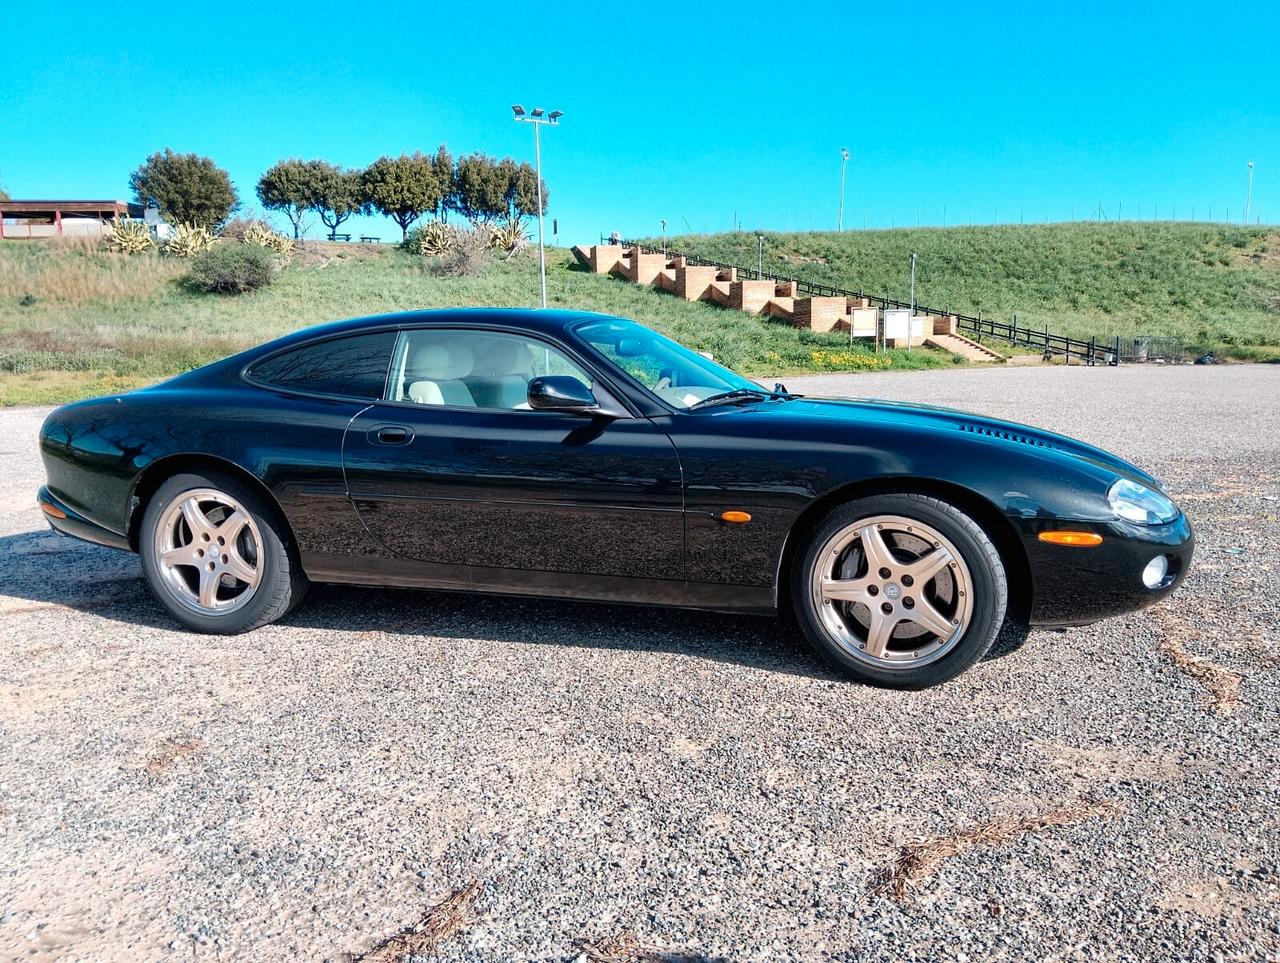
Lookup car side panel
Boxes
[39,386,379,567]
[664,406,1144,609]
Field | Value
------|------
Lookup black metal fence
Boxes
[605,236,1185,366]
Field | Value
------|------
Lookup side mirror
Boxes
[527,375,598,413]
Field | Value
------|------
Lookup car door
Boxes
[341,326,686,594]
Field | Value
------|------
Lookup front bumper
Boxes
[1027,513,1194,626]
[37,486,132,551]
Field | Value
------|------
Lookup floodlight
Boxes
[511,105,525,117]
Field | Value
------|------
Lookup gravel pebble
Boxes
[1,364,1278,961]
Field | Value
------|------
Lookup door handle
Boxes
[369,425,414,446]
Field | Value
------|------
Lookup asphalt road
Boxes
[1,364,1278,962]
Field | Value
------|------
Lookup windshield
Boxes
[574,318,761,409]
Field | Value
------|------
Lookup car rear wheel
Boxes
[792,494,1007,688]
[139,472,306,634]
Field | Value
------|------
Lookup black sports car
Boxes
[38,309,1193,688]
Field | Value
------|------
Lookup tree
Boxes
[362,153,440,240]
[130,149,238,229]
[507,160,547,219]
[453,152,508,222]
[312,163,367,240]
[431,145,454,221]
[257,159,320,239]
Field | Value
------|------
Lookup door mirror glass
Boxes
[527,375,597,412]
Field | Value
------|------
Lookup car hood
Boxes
[758,395,1162,488]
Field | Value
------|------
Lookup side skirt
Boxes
[302,553,776,615]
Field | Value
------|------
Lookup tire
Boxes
[791,493,1007,688]
[138,472,307,634]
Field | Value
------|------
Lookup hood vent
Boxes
[957,423,1058,450]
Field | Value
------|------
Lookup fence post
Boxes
[1112,335,1120,366]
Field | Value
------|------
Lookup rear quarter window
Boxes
[248,332,396,399]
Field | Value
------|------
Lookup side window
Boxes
[389,329,592,410]
[249,332,396,399]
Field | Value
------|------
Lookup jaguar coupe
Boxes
[38,309,1193,687]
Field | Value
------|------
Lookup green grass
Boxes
[0,241,945,406]
[649,222,1280,354]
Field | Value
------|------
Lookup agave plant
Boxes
[491,216,530,257]
[164,222,215,258]
[242,222,295,261]
[106,218,155,255]
[416,220,455,257]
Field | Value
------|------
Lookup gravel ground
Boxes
[1,364,1278,962]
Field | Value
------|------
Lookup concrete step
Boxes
[925,333,1006,363]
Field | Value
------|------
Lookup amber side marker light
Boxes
[40,502,67,520]
[720,510,752,524]
[1038,530,1103,547]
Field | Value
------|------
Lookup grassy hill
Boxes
[653,223,1280,356]
[0,241,945,407]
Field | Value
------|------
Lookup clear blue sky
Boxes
[3,1,1275,243]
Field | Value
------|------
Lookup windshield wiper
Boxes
[688,388,771,410]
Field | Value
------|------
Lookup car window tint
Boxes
[250,332,396,399]
[389,329,592,410]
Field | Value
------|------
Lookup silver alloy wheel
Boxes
[809,514,974,669]
[152,488,264,616]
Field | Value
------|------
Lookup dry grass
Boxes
[872,800,1121,902]
[0,246,183,304]
[353,880,481,962]
[577,930,663,963]
[144,738,205,776]
[1152,608,1243,712]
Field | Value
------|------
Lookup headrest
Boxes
[481,339,534,377]
[409,341,473,380]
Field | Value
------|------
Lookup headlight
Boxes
[1108,479,1178,525]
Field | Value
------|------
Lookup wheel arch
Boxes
[127,454,295,553]
[775,476,1032,623]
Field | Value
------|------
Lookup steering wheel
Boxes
[653,376,671,391]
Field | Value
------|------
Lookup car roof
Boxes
[266,307,615,351]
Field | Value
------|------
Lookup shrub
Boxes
[428,227,489,277]
[183,243,276,294]
[106,218,155,254]
[164,222,215,258]
[220,216,271,240]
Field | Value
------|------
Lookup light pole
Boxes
[512,105,562,308]
[661,219,667,256]
[756,233,764,277]
[1245,161,1255,225]
[838,148,850,231]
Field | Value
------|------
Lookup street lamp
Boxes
[1245,161,1255,225]
[838,148,850,231]
[512,104,562,308]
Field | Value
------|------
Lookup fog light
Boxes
[1142,555,1169,589]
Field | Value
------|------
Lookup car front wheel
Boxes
[139,472,306,634]
[792,493,1007,688]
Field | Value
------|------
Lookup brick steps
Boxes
[574,244,1003,364]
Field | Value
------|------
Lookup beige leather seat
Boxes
[407,342,476,407]
[468,340,534,409]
